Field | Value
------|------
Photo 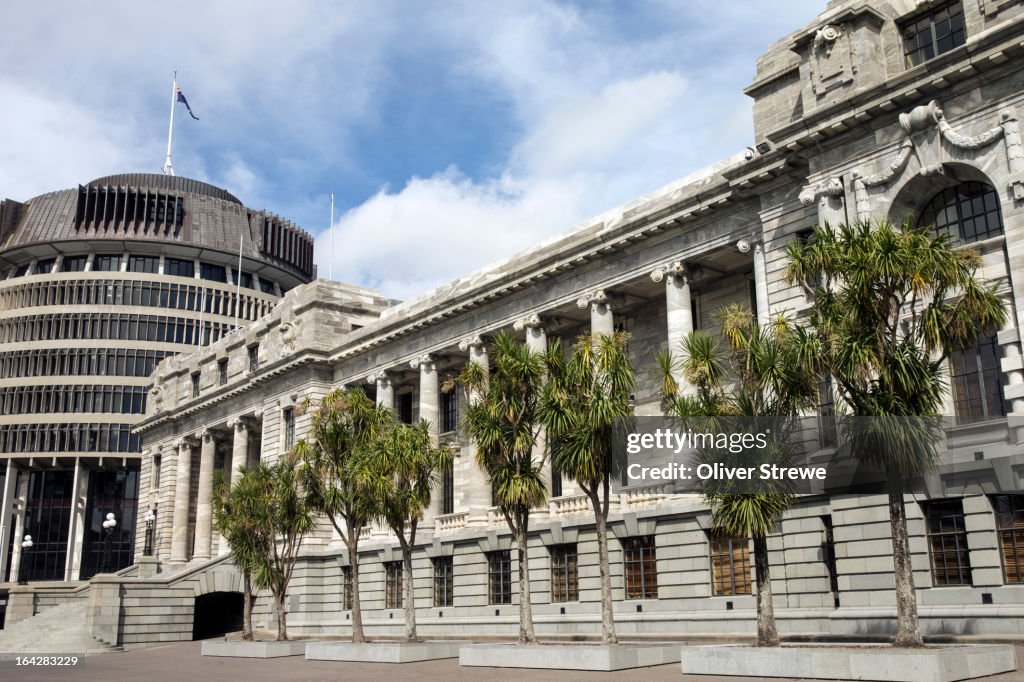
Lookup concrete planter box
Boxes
[305,641,462,663]
[201,640,309,658]
[459,643,680,671]
[679,644,1017,682]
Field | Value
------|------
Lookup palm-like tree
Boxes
[294,386,391,643]
[241,455,315,641]
[212,469,268,642]
[363,420,452,641]
[453,331,549,644]
[540,331,635,645]
[786,220,1007,647]
[661,306,816,647]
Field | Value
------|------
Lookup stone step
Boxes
[0,601,119,656]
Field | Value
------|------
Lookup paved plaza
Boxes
[3,641,1024,682]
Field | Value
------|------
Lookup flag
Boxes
[176,84,199,120]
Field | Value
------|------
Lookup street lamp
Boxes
[100,512,117,573]
[143,509,156,557]
[17,534,33,585]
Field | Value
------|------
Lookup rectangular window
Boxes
[441,390,457,433]
[994,494,1024,584]
[33,259,56,275]
[128,255,159,274]
[282,407,295,450]
[258,277,275,294]
[901,2,966,67]
[818,373,837,448]
[218,358,228,386]
[385,561,403,609]
[950,334,1007,424]
[248,344,260,372]
[232,269,254,289]
[433,556,454,607]
[709,533,751,596]
[925,499,972,586]
[623,535,658,599]
[342,565,353,610]
[61,256,88,272]
[441,463,454,515]
[398,392,413,424]
[165,258,195,278]
[190,372,200,398]
[487,550,512,605]
[200,262,227,283]
[550,544,579,602]
[93,255,121,272]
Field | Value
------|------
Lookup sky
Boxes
[0,1,823,301]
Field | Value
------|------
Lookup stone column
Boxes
[752,241,770,326]
[169,436,197,565]
[578,290,614,337]
[370,371,394,411]
[0,461,20,580]
[156,442,178,561]
[515,314,552,493]
[192,429,218,561]
[64,458,88,580]
[459,335,492,522]
[651,262,695,394]
[219,418,252,555]
[413,354,442,522]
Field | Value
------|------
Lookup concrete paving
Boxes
[2,640,1024,682]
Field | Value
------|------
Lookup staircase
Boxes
[0,601,121,656]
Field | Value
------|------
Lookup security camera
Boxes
[736,239,751,253]
[744,147,756,161]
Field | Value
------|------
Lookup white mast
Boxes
[163,71,177,176]
[329,193,335,281]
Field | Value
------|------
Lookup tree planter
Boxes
[305,641,462,663]
[459,643,680,671]
[201,640,309,658]
[679,644,1017,682]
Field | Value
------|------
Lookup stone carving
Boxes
[366,370,391,387]
[150,385,163,412]
[512,313,542,332]
[457,335,484,351]
[809,22,852,95]
[410,354,435,371]
[798,177,845,205]
[576,290,609,310]
[813,24,842,49]
[279,318,301,351]
[1002,110,1024,200]
[176,435,198,450]
[650,261,688,285]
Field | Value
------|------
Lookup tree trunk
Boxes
[402,543,417,642]
[349,536,366,643]
[889,487,923,647]
[592,493,618,645]
[752,534,779,647]
[516,512,537,644]
[275,591,288,641]
[242,572,253,642]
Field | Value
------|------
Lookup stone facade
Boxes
[9,0,1024,647]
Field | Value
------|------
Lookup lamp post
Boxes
[17,534,33,585]
[100,512,117,573]
[143,509,156,557]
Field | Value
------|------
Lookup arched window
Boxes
[916,181,1003,244]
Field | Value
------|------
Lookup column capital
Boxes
[512,313,544,332]
[410,354,435,371]
[576,289,609,310]
[227,416,257,432]
[458,334,485,352]
[650,261,690,285]
[366,370,392,387]
[176,436,199,450]
[200,428,221,444]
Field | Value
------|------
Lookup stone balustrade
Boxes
[548,494,590,517]
[434,511,468,533]
[619,482,675,510]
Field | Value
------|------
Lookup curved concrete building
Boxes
[0,173,316,583]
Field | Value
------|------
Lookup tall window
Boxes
[901,2,966,67]
[398,392,413,424]
[709,533,752,596]
[218,358,228,386]
[248,344,260,372]
[385,561,403,609]
[282,408,295,450]
[23,471,74,581]
[817,374,837,448]
[487,550,512,604]
[433,556,454,607]
[821,516,840,596]
[441,390,458,433]
[191,372,200,398]
[949,334,1007,424]
[550,464,563,498]
[925,499,972,586]
[623,535,658,599]
[441,463,454,515]
[917,181,1003,244]
[79,469,139,580]
[341,565,353,610]
[550,544,579,602]
[994,494,1024,584]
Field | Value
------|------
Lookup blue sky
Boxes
[0,1,823,300]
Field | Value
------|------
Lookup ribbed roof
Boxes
[87,173,242,204]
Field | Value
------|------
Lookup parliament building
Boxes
[2,0,1024,650]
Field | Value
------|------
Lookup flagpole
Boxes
[329,193,334,281]
[163,71,177,176]
[234,230,244,330]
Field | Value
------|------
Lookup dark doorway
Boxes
[192,592,244,640]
